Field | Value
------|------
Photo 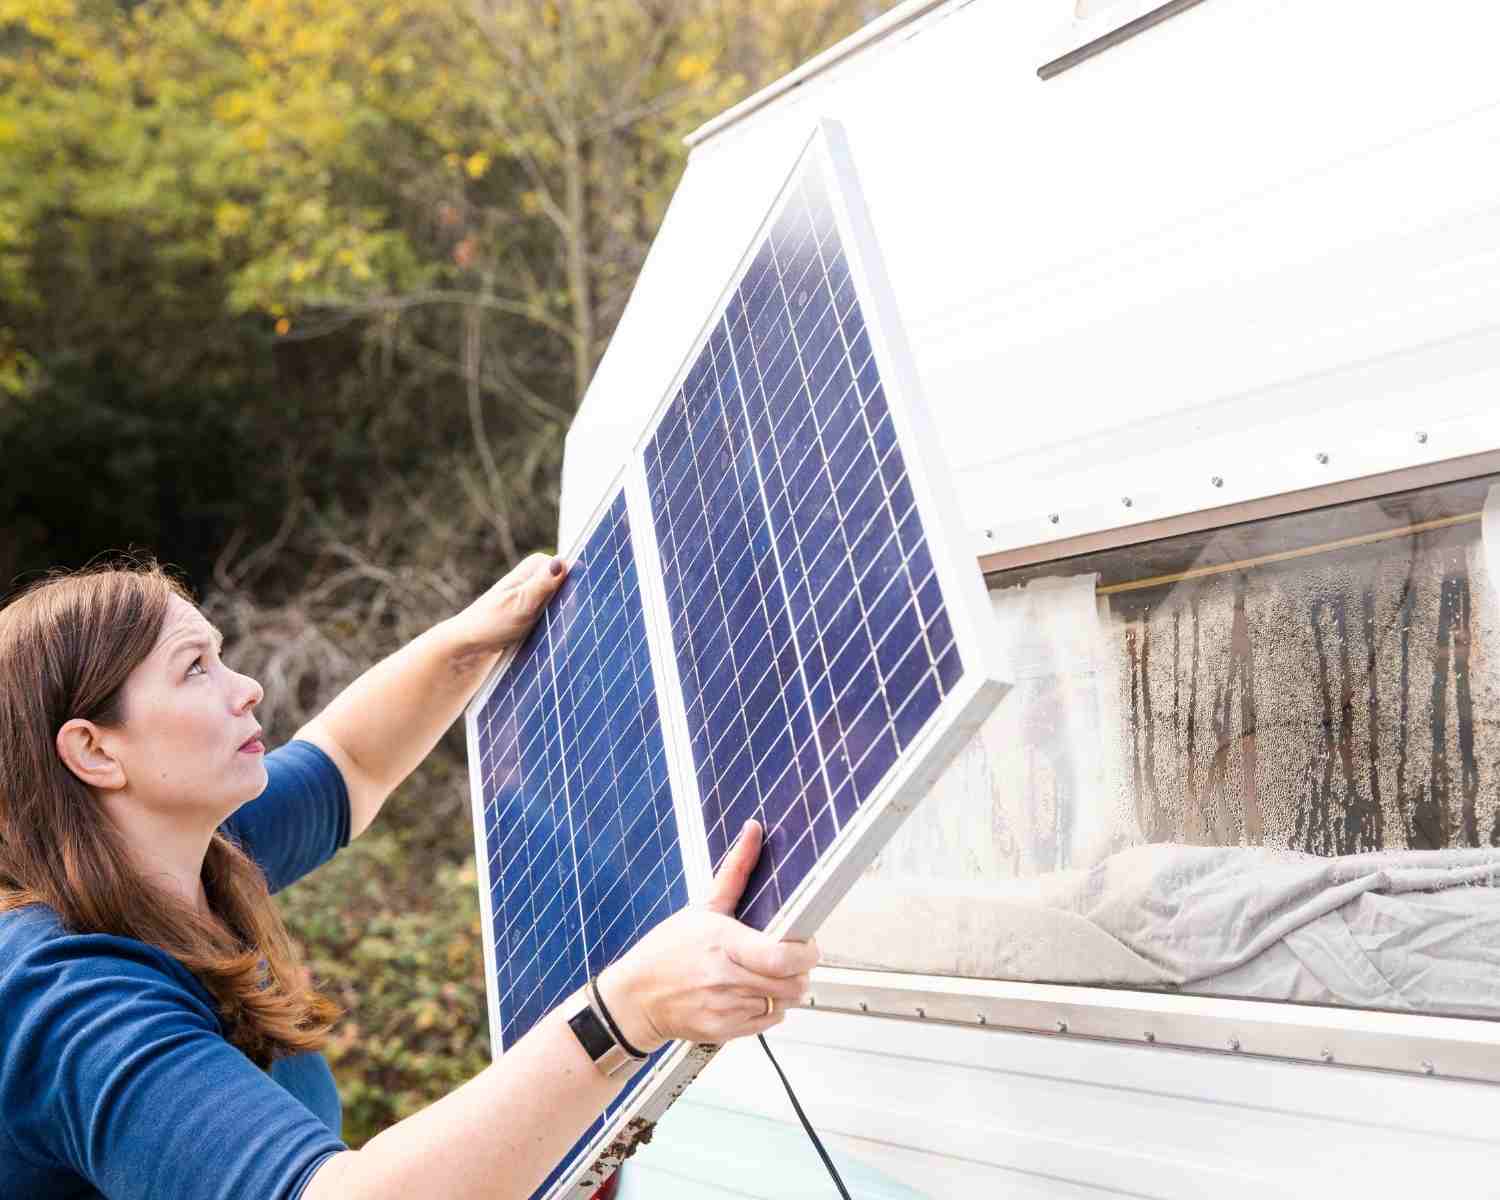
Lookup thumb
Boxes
[705,819,761,915]
[522,556,568,612]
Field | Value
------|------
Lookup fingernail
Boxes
[549,558,564,577]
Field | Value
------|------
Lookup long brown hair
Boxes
[0,562,339,1068]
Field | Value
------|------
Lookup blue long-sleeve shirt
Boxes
[1,740,352,1199]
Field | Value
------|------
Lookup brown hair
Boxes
[0,562,339,1068]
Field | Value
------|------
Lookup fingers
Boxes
[496,551,553,588]
[723,925,820,980]
[720,966,809,1005]
[703,819,762,915]
[699,990,791,1042]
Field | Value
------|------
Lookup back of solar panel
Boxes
[466,120,1010,1200]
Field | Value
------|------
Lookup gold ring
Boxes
[764,995,775,1018]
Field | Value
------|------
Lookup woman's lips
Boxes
[238,734,265,754]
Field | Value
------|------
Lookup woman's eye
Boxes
[187,658,207,678]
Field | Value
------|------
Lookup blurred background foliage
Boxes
[0,0,887,1144]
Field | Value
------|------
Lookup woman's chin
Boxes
[227,758,271,805]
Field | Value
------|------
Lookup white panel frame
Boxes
[468,120,1013,1197]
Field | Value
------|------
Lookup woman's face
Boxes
[106,594,267,819]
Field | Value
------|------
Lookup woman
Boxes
[0,558,816,1200]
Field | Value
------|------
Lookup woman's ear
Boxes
[56,719,127,792]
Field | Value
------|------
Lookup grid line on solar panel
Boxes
[644,158,965,930]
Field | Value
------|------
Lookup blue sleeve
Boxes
[221,740,351,895]
[0,931,346,1199]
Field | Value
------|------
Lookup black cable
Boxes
[758,1034,854,1200]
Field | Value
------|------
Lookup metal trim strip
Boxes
[806,966,1500,1084]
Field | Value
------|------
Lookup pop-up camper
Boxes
[559,2,1500,1194]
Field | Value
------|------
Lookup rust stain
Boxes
[1111,521,1490,857]
[1183,595,1203,844]
[1360,585,1386,851]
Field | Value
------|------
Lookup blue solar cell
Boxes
[644,159,964,929]
[473,489,690,1197]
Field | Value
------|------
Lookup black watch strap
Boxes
[589,974,648,1060]
[567,985,645,1077]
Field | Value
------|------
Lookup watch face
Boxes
[568,1005,617,1062]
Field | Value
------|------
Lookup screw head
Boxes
[1211,475,1224,488]
[915,1006,927,1019]
[1228,1037,1242,1052]
[1415,431,1429,444]
[1055,1019,1069,1034]
[1121,497,1133,508]
[858,1001,869,1013]
[1421,1060,1436,1075]
[1315,452,1330,465]
[807,995,817,1008]
[977,1013,988,1026]
[983,529,994,540]
[1047,513,1060,525]
[1320,1049,1334,1063]
[1144,1031,1156,1043]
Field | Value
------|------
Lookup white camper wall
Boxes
[565,0,1500,1193]
[562,0,1500,554]
[618,1007,1500,1198]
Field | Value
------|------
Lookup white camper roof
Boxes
[561,0,1500,557]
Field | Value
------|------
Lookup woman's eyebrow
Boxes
[168,630,222,659]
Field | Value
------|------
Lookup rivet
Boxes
[858,1001,869,1013]
[1320,1049,1333,1063]
[1210,476,1224,488]
[1144,1031,1156,1043]
[1055,1019,1069,1034]
[1121,497,1133,508]
[1421,1060,1435,1075]
[1415,431,1429,444]
[1047,513,1060,525]
[1315,452,1330,465]
[1228,1037,1241,1052]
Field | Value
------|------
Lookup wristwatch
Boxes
[567,977,647,1077]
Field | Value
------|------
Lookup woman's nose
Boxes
[234,671,265,713]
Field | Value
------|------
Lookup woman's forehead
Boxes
[153,595,221,651]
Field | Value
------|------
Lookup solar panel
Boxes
[466,488,694,1200]
[642,155,964,933]
[467,121,1008,1198]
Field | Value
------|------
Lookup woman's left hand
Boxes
[451,553,570,656]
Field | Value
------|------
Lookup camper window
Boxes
[820,471,1500,1022]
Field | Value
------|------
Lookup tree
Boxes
[0,0,890,1143]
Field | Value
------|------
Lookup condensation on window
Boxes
[821,473,1500,1018]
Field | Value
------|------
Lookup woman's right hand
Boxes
[596,820,819,1050]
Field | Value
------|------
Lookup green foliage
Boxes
[0,0,889,1149]
[275,759,491,1145]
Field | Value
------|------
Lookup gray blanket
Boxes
[821,846,1500,1018]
